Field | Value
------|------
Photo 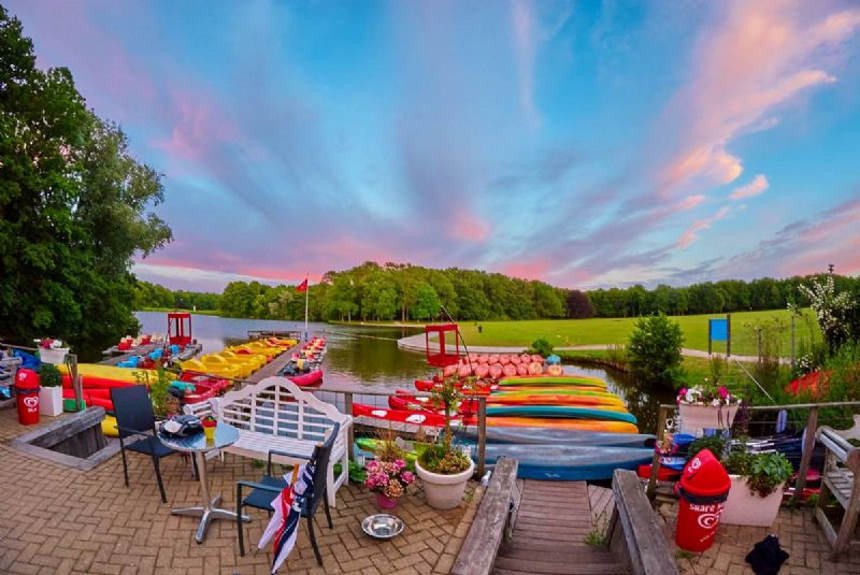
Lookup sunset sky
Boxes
[9,0,860,292]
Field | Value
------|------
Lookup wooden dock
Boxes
[244,345,300,384]
[492,480,629,575]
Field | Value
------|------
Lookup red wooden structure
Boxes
[424,323,461,367]
[167,312,192,346]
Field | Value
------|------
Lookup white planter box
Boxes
[39,386,64,416]
[721,474,784,527]
[679,403,739,433]
[40,347,69,365]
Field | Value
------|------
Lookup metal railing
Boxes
[646,400,860,500]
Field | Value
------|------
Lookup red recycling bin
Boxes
[675,448,731,552]
[15,368,41,425]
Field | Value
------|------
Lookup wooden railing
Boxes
[0,343,84,412]
[646,400,860,500]
[306,382,489,478]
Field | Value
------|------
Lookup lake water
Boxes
[135,311,670,433]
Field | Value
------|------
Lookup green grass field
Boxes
[457,309,819,357]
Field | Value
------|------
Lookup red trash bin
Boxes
[675,448,731,552]
[15,368,41,425]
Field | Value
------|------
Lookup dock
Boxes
[493,480,628,575]
[98,343,161,366]
[244,343,301,384]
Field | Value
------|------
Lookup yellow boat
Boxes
[220,350,266,370]
[180,358,241,380]
[200,354,253,379]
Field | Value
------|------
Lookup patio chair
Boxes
[111,385,176,503]
[236,422,339,566]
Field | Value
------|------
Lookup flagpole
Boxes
[303,274,309,341]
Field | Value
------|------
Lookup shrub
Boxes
[688,435,727,459]
[38,363,62,387]
[627,314,684,387]
[529,338,554,357]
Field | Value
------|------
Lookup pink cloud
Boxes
[451,211,491,242]
[675,194,707,212]
[502,257,551,281]
[729,174,769,200]
[677,206,731,249]
[659,2,860,194]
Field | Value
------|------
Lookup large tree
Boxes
[0,7,171,357]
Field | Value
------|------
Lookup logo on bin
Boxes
[696,512,721,529]
[23,396,39,409]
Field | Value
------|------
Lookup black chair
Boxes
[236,422,339,566]
[110,385,176,503]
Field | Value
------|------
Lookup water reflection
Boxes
[134,312,666,431]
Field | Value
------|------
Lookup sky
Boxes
[8,0,860,292]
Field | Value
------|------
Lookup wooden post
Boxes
[647,405,668,498]
[344,392,354,461]
[70,354,83,412]
[477,396,487,478]
[726,313,731,357]
[794,406,818,502]
[790,314,796,370]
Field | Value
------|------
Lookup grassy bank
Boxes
[138,307,223,316]
[457,309,818,357]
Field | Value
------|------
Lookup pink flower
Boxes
[365,460,379,473]
[394,459,406,470]
[400,471,415,484]
[718,386,729,400]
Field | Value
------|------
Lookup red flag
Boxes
[296,278,308,292]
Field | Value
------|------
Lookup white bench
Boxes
[184,376,352,507]
[815,416,860,560]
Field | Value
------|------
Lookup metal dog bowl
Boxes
[361,514,405,540]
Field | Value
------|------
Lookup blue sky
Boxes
[9,0,860,291]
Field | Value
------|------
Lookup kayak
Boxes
[352,403,471,427]
[498,375,607,388]
[456,426,654,447]
[474,444,654,481]
[286,369,323,387]
[60,363,153,383]
[101,415,119,437]
[62,374,136,390]
[487,393,626,408]
[62,388,115,412]
[486,405,637,424]
[484,417,639,433]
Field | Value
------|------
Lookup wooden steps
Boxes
[492,480,629,575]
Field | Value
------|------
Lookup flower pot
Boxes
[720,475,785,527]
[39,347,68,365]
[415,458,475,510]
[678,403,738,433]
[375,493,398,510]
[39,386,64,416]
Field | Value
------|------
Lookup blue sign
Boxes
[709,319,728,341]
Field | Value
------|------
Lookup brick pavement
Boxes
[658,500,860,574]
[0,409,480,575]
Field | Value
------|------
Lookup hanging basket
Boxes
[678,403,739,432]
[39,347,69,365]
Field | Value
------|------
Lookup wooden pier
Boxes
[492,480,629,575]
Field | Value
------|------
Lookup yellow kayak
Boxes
[101,415,119,437]
[59,363,153,383]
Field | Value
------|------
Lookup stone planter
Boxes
[39,386,64,416]
[678,403,739,433]
[415,458,474,510]
[39,347,68,365]
[720,474,785,527]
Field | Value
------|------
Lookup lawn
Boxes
[457,309,819,357]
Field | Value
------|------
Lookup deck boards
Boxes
[492,480,629,575]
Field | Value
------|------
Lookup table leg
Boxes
[171,451,249,544]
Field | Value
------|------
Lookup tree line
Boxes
[134,262,860,323]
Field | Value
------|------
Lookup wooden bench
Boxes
[184,376,352,507]
[815,417,860,560]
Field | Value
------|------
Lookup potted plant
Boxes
[38,363,64,416]
[676,380,741,433]
[364,458,415,509]
[35,338,69,365]
[720,450,793,527]
[415,375,474,510]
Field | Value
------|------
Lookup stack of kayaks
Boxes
[352,371,653,480]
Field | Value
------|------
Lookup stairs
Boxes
[492,480,629,575]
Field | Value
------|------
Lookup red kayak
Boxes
[287,369,323,388]
[62,375,135,390]
[62,388,115,412]
[352,403,473,427]
[414,379,495,395]
[389,390,478,416]
[178,372,232,394]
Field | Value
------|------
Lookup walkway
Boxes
[493,480,628,575]
[397,333,784,364]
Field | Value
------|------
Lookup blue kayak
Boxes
[486,404,638,425]
[473,444,655,481]
[456,427,655,448]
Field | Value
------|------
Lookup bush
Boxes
[529,338,554,357]
[627,314,684,387]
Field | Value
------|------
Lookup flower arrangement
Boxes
[676,378,740,406]
[364,459,415,500]
[35,338,65,350]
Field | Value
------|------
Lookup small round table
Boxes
[158,422,249,543]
